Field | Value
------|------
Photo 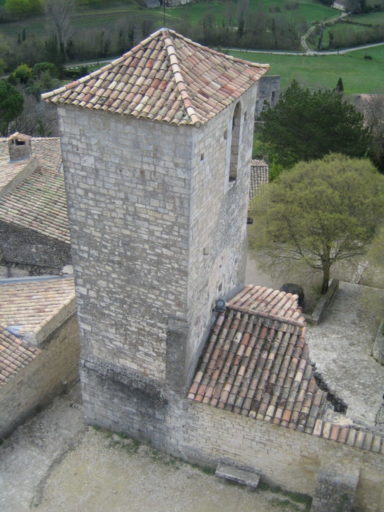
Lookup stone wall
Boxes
[81,362,384,512]
[255,75,280,119]
[59,107,194,382]
[0,221,71,272]
[0,315,80,439]
[186,86,257,374]
[59,84,257,389]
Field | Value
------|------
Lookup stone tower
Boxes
[43,29,268,441]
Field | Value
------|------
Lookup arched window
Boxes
[229,102,241,182]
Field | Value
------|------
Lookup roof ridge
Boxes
[164,28,270,71]
[227,304,305,328]
[162,30,201,126]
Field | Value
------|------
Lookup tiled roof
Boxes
[188,285,384,455]
[42,29,269,126]
[188,290,326,431]
[0,138,69,244]
[0,326,40,385]
[0,276,75,345]
[228,285,304,323]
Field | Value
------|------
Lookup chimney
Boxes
[8,132,32,162]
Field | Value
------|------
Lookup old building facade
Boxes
[44,30,384,511]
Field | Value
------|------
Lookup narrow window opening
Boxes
[229,102,241,182]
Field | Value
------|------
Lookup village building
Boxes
[0,275,78,439]
[0,133,70,277]
[42,29,383,511]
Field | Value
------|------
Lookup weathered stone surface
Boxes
[216,463,261,488]
[310,468,359,512]
[372,319,384,365]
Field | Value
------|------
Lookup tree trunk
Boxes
[321,264,330,294]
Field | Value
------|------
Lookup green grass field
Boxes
[155,0,337,27]
[230,45,384,94]
[350,11,384,24]
[0,0,338,43]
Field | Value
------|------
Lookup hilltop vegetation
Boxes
[0,0,338,70]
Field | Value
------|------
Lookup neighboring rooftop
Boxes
[228,285,304,323]
[189,284,384,454]
[0,276,75,345]
[42,28,269,126]
[0,326,40,385]
[0,136,69,244]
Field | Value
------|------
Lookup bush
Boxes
[8,63,33,84]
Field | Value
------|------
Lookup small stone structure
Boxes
[254,75,280,119]
[43,30,384,511]
[0,275,79,439]
[8,132,32,162]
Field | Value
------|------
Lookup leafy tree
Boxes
[249,154,384,294]
[8,63,33,84]
[0,80,24,135]
[257,81,371,171]
[335,77,344,94]
[44,0,75,61]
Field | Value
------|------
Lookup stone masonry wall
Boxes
[81,364,384,512]
[0,315,80,439]
[59,107,193,382]
[0,221,71,271]
[186,86,257,373]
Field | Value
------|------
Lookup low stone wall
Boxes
[0,316,80,439]
[81,362,384,512]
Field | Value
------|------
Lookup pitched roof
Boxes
[188,287,327,432]
[188,285,384,454]
[0,326,40,385]
[228,285,304,323]
[0,138,69,244]
[42,29,269,126]
[0,276,75,345]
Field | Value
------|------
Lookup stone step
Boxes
[215,463,261,488]
[311,468,359,512]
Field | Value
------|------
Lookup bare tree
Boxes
[44,0,74,61]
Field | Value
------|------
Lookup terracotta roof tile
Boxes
[189,287,325,429]
[42,29,269,126]
[228,285,305,324]
[189,284,384,455]
[0,326,40,385]
[0,138,69,243]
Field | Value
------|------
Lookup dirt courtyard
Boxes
[0,385,310,512]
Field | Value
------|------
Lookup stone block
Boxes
[215,463,261,488]
[311,468,359,512]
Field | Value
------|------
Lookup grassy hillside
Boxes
[0,0,337,44]
[230,45,384,94]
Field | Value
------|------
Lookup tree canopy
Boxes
[257,81,371,172]
[249,154,384,294]
[0,80,24,135]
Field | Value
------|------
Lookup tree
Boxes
[249,154,384,294]
[44,0,74,61]
[257,81,371,171]
[0,80,24,135]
